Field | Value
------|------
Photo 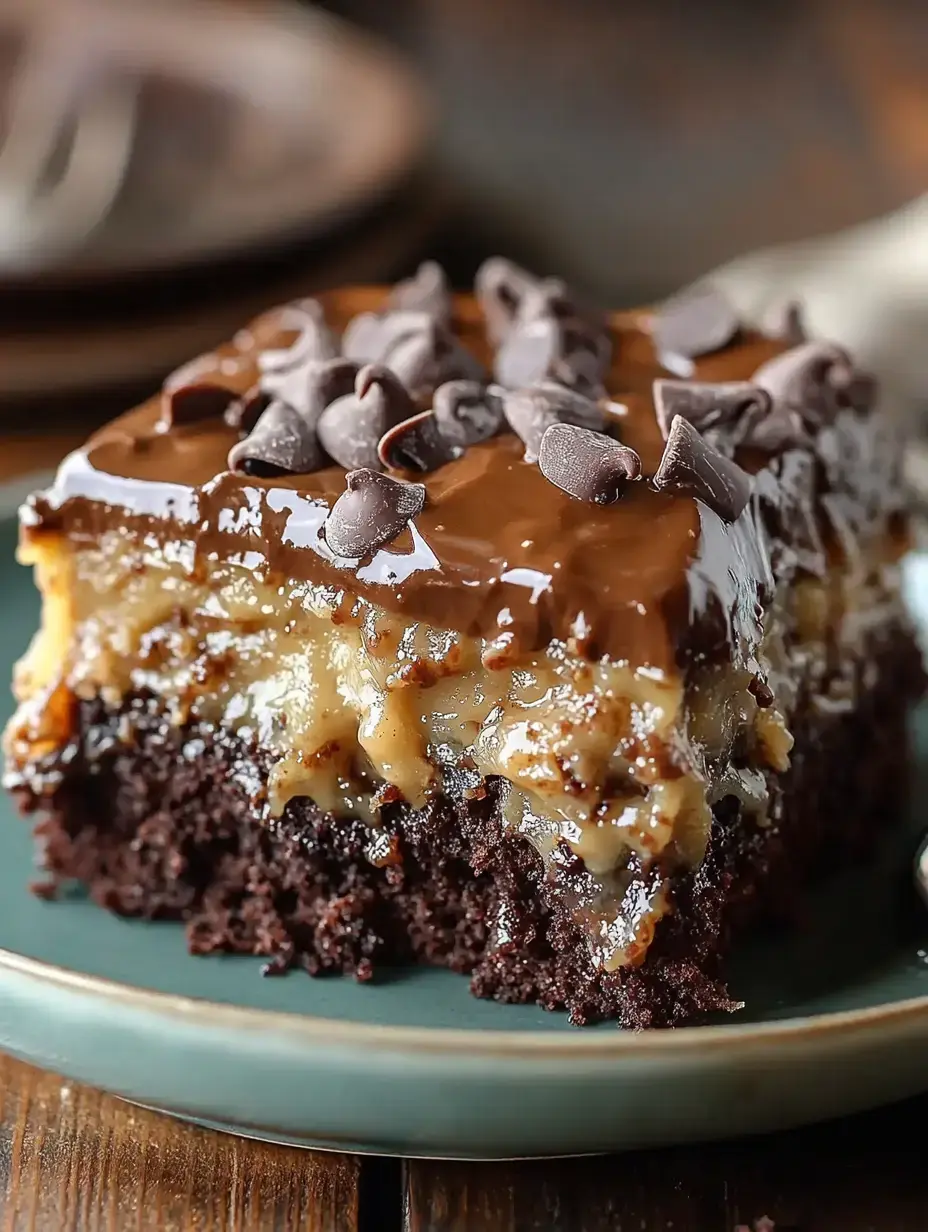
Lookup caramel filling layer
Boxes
[7,529,903,971]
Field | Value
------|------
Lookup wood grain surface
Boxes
[0,1056,361,1232]
[2,1051,928,1231]
[399,0,928,301]
[404,1097,928,1232]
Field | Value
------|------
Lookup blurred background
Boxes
[0,0,926,437]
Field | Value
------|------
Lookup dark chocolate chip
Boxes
[342,309,485,400]
[650,379,773,458]
[161,383,239,428]
[317,365,415,471]
[227,400,322,476]
[340,310,391,364]
[653,284,740,362]
[324,468,426,559]
[538,423,640,505]
[341,309,431,365]
[494,315,560,389]
[502,382,603,463]
[225,390,269,433]
[518,277,580,323]
[494,305,610,394]
[474,256,538,343]
[653,379,771,440]
[355,364,417,425]
[475,257,606,356]
[387,261,453,326]
[748,675,774,708]
[757,449,825,577]
[752,341,855,427]
[433,380,504,449]
[261,356,360,423]
[553,321,612,395]
[381,318,444,395]
[831,365,878,414]
[378,410,456,472]
[766,300,807,346]
[652,414,752,522]
[257,299,337,374]
[405,333,486,401]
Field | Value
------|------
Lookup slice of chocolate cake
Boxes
[4,261,922,1027]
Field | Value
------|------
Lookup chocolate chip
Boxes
[324,468,426,559]
[475,257,607,362]
[228,400,322,476]
[317,365,415,471]
[653,284,740,363]
[380,318,444,395]
[752,341,855,427]
[494,315,560,389]
[652,414,752,522]
[355,364,417,423]
[766,300,807,346]
[519,277,579,323]
[317,395,384,470]
[161,383,239,428]
[474,256,538,343]
[494,299,610,394]
[748,675,774,708]
[261,356,360,423]
[342,309,485,401]
[340,310,394,364]
[553,321,612,395]
[538,423,640,505]
[257,299,337,374]
[756,450,825,578]
[387,261,452,326]
[433,380,504,449]
[831,365,878,414]
[340,309,429,364]
[652,379,772,455]
[225,390,269,433]
[502,382,603,463]
[378,410,456,472]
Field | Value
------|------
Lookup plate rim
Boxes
[0,0,431,282]
[3,942,928,1059]
[2,506,928,1062]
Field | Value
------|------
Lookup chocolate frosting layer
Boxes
[24,286,873,673]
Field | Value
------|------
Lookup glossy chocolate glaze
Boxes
[26,289,790,673]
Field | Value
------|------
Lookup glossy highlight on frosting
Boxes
[25,288,791,673]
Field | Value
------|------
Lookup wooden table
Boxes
[1,1053,927,1231]
[333,0,928,304]
[3,435,928,1231]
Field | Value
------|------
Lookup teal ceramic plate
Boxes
[1,505,928,1159]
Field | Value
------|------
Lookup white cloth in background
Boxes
[708,194,928,425]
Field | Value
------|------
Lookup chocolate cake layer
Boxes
[12,619,920,1028]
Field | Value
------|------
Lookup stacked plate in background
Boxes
[0,0,433,419]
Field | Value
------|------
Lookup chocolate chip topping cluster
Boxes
[159,260,878,561]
